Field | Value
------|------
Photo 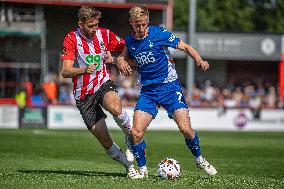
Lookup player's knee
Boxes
[104,93,122,116]
[109,104,122,117]
[180,127,194,138]
[131,128,144,144]
[179,128,187,135]
[112,108,122,117]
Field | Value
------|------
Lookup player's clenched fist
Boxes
[196,60,209,71]
[85,64,96,74]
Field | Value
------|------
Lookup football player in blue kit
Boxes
[117,5,217,177]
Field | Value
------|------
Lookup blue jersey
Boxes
[125,26,180,86]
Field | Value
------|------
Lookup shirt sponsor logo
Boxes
[168,34,176,42]
[85,54,102,70]
[135,51,156,67]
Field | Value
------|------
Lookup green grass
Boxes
[0,129,283,188]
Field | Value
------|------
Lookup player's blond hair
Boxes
[129,5,149,21]
[78,6,101,22]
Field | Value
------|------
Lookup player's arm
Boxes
[117,46,135,76]
[62,60,96,78]
[61,33,97,78]
[176,40,209,70]
[124,52,136,68]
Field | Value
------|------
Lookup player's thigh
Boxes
[135,92,158,118]
[103,90,122,116]
[76,95,107,130]
[159,81,188,118]
[100,80,122,116]
[133,110,153,133]
[172,108,194,138]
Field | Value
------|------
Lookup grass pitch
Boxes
[0,129,283,188]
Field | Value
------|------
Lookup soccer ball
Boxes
[157,158,181,180]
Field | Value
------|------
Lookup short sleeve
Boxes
[61,33,76,61]
[158,27,180,48]
[106,30,125,52]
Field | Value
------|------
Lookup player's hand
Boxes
[196,59,209,71]
[116,60,132,76]
[84,64,96,74]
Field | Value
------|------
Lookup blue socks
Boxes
[131,133,200,167]
[185,132,201,158]
[131,140,147,167]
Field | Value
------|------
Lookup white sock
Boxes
[106,143,132,168]
[113,110,132,135]
[195,155,203,162]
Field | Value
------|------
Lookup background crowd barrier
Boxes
[48,106,284,131]
[1,105,283,131]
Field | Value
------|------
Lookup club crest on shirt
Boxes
[149,40,153,48]
[100,41,105,50]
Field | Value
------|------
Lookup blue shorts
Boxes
[135,80,188,119]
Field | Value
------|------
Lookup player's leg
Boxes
[132,92,157,177]
[76,93,142,179]
[172,109,217,176]
[89,118,113,149]
[88,118,142,179]
[172,108,200,158]
[88,118,127,166]
[131,110,153,177]
[100,80,134,162]
[160,80,217,176]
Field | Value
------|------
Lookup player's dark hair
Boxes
[78,6,101,22]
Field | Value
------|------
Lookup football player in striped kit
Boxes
[61,6,142,179]
[117,5,217,178]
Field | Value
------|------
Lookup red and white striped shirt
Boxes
[62,27,125,100]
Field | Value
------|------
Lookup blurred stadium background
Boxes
[0,0,284,188]
[0,0,283,130]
